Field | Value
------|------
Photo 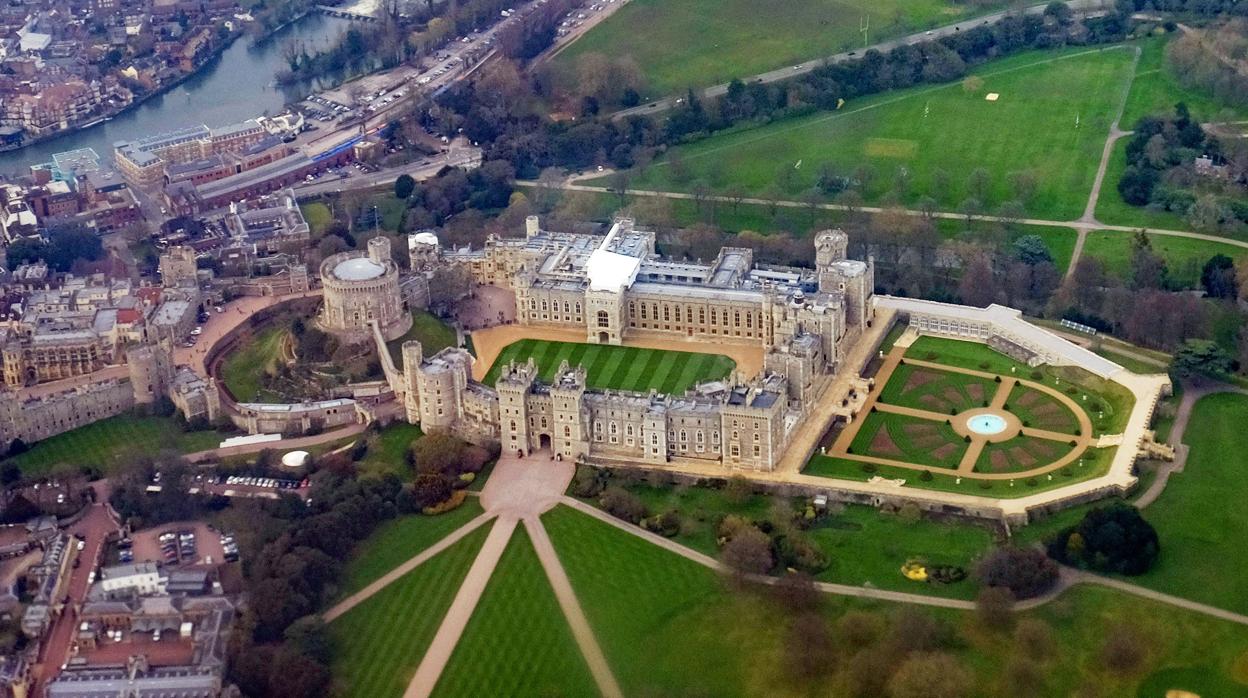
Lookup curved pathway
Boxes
[1133,380,1248,509]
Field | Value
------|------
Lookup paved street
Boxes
[31,487,122,695]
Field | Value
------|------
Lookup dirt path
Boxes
[321,511,496,623]
[525,517,624,698]
[468,323,765,383]
[404,515,519,698]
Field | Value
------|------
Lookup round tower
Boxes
[367,236,392,265]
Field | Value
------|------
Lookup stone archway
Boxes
[597,331,610,344]
[539,433,552,451]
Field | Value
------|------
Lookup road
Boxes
[291,145,482,198]
[31,489,122,695]
[609,0,1112,120]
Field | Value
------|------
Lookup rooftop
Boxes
[333,257,384,281]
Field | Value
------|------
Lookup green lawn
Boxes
[338,499,484,596]
[220,324,289,402]
[328,523,490,698]
[544,504,1248,696]
[1128,393,1248,615]
[552,0,1010,97]
[1080,230,1248,290]
[1119,34,1247,128]
[848,411,969,469]
[300,201,333,236]
[433,524,598,697]
[5,413,222,476]
[907,336,1134,435]
[386,311,457,368]
[481,338,735,394]
[355,422,423,478]
[805,446,1115,497]
[878,362,998,413]
[613,47,1136,220]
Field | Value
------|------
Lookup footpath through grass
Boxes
[433,524,597,697]
[5,413,222,476]
[617,47,1136,221]
[482,338,734,394]
[337,499,484,597]
[552,0,1003,96]
[1080,230,1248,290]
[543,504,1248,696]
[328,523,490,698]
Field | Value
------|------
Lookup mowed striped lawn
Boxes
[481,339,735,394]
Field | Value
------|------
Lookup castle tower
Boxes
[367,236,392,265]
[549,361,589,461]
[814,229,849,294]
[127,344,172,404]
[525,215,541,238]
[496,359,537,456]
[402,341,423,424]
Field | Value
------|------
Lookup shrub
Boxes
[1030,371,1044,380]
[571,465,607,498]
[721,526,774,574]
[421,489,467,515]
[599,486,648,524]
[1046,503,1159,575]
[919,470,934,482]
[994,375,1002,383]
[927,565,966,584]
[1026,478,1038,487]
[723,475,753,505]
[640,509,682,537]
[978,481,993,490]
[412,473,452,509]
[979,361,990,369]
[974,547,1059,599]
[964,435,972,442]
[776,530,828,573]
[861,463,877,474]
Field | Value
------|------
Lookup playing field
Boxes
[614,47,1136,221]
[551,0,1005,97]
[481,338,735,394]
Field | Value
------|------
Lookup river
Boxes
[0,13,353,176]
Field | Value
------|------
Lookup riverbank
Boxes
[0,13,351,173]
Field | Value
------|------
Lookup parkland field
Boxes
[481,338,735,394]
[612,47,1136,221]
[550,0,1006,96]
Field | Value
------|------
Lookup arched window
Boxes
[597,310,610,328]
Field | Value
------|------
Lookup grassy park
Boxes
[1079,231,1248,290]
[1127,393,1248,615]
[543,504,1248,697]
[433,525,597,697]
[328,524,490,698]
[4,413,222,476]
[551,0,1007,96]
[337,499,484,596]
[481,338,735,394]
[611,47,1136,220]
